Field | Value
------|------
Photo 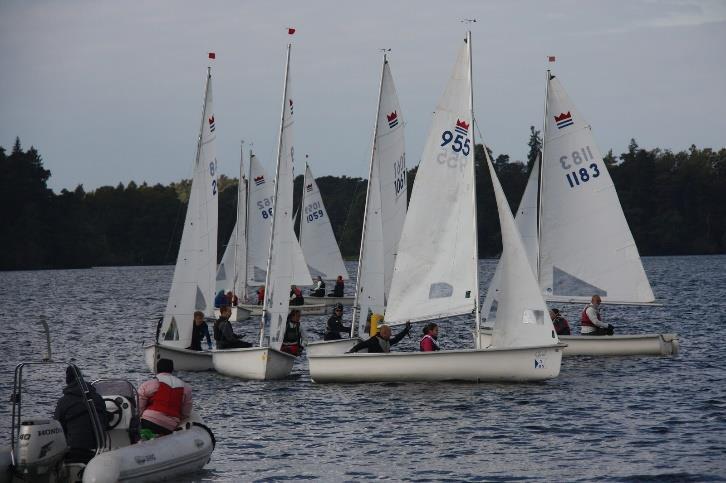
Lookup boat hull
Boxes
[475,329,679,357]
[304,295,355,306]
[308,345,563,383]
[305,338,361,356]
[212,347,296,380]
[213,306,251,322]
[143,344,213,372]
[82,423,214,483]
[237,303,327,316]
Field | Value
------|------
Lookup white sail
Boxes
[385,39,476,324]
[354,56,407,335]
[481,154,540,321]
[539,74,654,304]
[484,153,556,348]
[247,154,312,288]
[262,43,297,350]
[299,163,349,281]
[216,154,247,299]
[159,68,218,348]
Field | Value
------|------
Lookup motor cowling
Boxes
[13,419,68,480]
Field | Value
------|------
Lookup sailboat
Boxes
[233,153,325,316]
[299,162,352,305]
[478,70,679,357]
[212,43,299,380]
[308,33,563,383]
[306,53,408,356]
[144,62,219,372]
[215,144,252,322]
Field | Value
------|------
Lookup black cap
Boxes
[156,358,174,374]
[66,366,83,385]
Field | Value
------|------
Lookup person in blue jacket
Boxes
[214,290,227,308]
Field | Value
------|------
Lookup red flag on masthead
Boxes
[548,55,556,62]
[288,27,296,35]
[208,52,216,59]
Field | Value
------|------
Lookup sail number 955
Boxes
[441,131,471,156]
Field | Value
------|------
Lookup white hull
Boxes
[213,305,251,322]
[305,338,361,356]
[212,346,296,380]
[82,423,214,483]
[238,303,327,316]
[304,295,355,306]
[143,344,213,372]
[308,344,564,383]
[475,329,679,357]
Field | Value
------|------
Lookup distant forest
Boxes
[1,132,725,270]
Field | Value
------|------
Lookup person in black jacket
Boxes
[281,309,304,356]
[54,366,108,463]
[348,322,411,353]
[324,304,351,340]
[214,306,252,349]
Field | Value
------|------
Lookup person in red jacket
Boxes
[138,359,192,436]
[420,322,440,352]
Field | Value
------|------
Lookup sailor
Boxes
[213,289,227,308]
[324,304,350,340]
[187,310,212,351]
[138,359,192,436]
[311,276,326,297]
[580,295,614,336]
[256,286,265,305]
[348,322,411,353]
[214,305,252,349]
[289,285,305,306]
[329,276,344,297]
[419,322,440,352]
[54,366,109,463]
[226,291,239,306]
[550,308,571,336]
[281,309,304,356]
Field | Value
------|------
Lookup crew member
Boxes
[290,285,305,306]
[188,310,212,351]
[580,295,614,335]
[214,306,253,349]
[324,304,350,340]
[311,276,326,297]
[281,309,304,356]
[420,322,440,352]
[349,322,411,353]
[138,359,192,436]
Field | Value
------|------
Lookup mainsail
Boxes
[216,148,248,299]
[353,55,407,335]
[247,153,312,288]
[385,38,476,324]
[159,67,218,348]
[261,43,297,350]
[539,73,654,304]
[299,163,349,281]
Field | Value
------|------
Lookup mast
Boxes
[243,148,252,303]
[351,51,387,338]
[259,43,292,347]
[466,30,482,345]
[536,68,550,283]
[233,140,244,299]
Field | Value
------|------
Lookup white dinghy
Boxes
[214,143,252,322]
[212,43,299,380]
[307,53,407,356]
[1,363,214,483]
[299,162,350,292]
[309,32,563,383]
[478,69,678,356]
[144,61,219,372]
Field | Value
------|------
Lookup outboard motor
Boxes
[13,419,68,482]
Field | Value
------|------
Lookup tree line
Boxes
[1,133,724,270]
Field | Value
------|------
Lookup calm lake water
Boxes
[1,256,725,481]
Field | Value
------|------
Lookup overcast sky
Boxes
[1,0,725,192]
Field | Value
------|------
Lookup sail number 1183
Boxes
[560,145,600,189]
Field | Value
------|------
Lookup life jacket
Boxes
[283,321,301,344]
[147,373,185,419]
[580,304,600,327]
[552,316,570,335]
[420,334,440,352]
